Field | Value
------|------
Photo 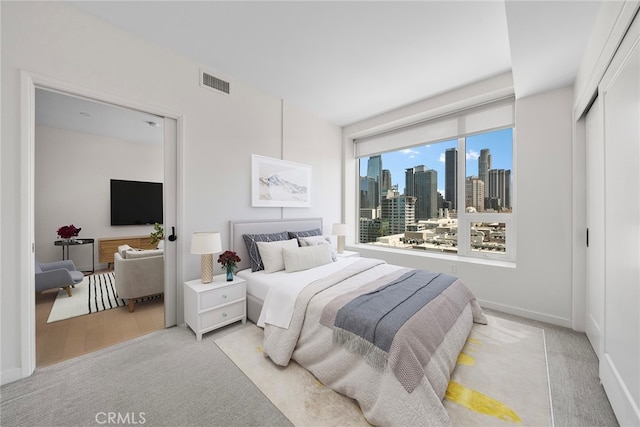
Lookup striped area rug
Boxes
[47,272,162,323]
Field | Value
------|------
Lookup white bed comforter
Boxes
[262,258,485,426]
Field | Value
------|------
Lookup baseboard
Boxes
[1,366,25,386]
[601,353,640,426]
[478,299,573,329]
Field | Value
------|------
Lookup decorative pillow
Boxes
[288,228,322,245]
[299,235,337,261]
[283,244,333,273]
[118,244,133,258]
[256,239,299,273]
[242,231,289,272]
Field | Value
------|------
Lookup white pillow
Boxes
[299,235,337,261]
[256,238,299,273]
[283,244,333,273]
[118,244,133,258]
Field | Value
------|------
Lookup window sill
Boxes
[347,243,516,269]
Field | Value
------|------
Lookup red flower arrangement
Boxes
[217,250,241,269]
[57,224,81,239]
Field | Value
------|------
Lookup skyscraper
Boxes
[360,176,377,210]
[465,176,485,211]
[479,148,491,186]
[405,167,416,196]
[445,148,457,210]
[381,169,392,193]
[414,167,438,220]
[488,169,507,210]
[366,155,382,207]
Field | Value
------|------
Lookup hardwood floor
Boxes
[35,272,165,367]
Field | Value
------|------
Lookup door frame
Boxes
[20,70,184,377]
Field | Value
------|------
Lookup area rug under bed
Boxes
[215,315,553,426]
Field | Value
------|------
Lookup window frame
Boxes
[354,105,516,263]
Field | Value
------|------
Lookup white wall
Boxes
[1,2,342,384]
[345,84,575,328]
[35,126,164,271]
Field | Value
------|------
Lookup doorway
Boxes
[23,75,180,373]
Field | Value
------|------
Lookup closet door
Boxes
[600,13,640,427]
[585,98,604,360]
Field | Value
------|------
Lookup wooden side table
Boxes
[184,275,247,341]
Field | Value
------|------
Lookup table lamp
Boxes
[332,223,347,254]
[190,232,222,283]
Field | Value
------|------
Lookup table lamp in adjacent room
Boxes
[190,232,222,283]
[332,223,347,254]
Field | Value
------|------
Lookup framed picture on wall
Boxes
[251,154,312,207]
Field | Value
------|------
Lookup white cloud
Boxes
[402,148,419,158]
[466,149,480,160]
[439,153,445,163]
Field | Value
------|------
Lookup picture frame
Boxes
[251,154,312,208]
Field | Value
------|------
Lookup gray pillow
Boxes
[242,231,289,272]
[288,228,322,245]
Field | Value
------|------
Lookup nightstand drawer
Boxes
[200,283,245,310]
[201,300,245,329]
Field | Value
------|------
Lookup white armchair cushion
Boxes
[125,248,164,259]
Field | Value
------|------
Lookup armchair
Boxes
[35,259,84,297]
[114,247,164,312]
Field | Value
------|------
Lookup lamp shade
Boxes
[332,223,347,236]
[190,232,222,254]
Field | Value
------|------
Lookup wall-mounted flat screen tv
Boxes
[110,179,163,226]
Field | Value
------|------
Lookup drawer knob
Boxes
[222,312,227,318]
[222,294,227,299]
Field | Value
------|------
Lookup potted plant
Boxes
[150,223,164,248]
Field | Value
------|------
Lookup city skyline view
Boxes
[359,128,513,195]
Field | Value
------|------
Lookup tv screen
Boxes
[110,179,163,226]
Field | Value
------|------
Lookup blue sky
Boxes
[361,128,513,194]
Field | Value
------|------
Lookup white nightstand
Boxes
[184,275,247,341]
[336,250,359,258]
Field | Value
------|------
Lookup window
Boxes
[355,99,515,261]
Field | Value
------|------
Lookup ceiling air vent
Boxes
[200,69,230,95]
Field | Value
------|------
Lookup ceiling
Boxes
[42,1,602,137]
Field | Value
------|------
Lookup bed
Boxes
[230,218,486,426]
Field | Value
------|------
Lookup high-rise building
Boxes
[465,176,485,211]
[366,155,382,207]
[381,169,392,193]
[359,217,381,243]
[360,176,377,209]
[488,169,507,210]
[445,148,457,210]
[479,148,491,186]
[405,167,416,196]
[414,167,438,220]
[381,195,416,235]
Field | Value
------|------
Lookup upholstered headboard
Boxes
[230,218,323,272]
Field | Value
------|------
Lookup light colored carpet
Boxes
[47,272,161,323]
[215,315,552,426]
[1,325,291,427]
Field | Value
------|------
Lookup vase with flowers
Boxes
[57,224,81,241]
[218,250,241,281]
